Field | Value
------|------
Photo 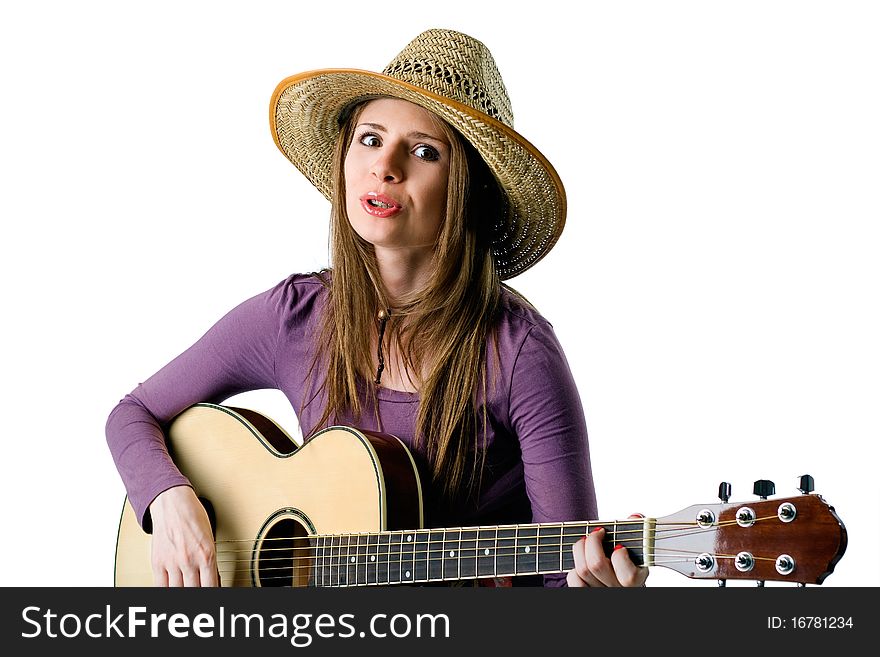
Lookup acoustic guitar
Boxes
[114,403,847,587]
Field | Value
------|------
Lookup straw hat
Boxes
[270,28,566,280]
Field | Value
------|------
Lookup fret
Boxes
[348,534,363,586]
[308,535,319,587]
[496,527,517,576]
[400,530,416,583]
[557,524,564,573]
[324,536,331,587]
[537,525,562,572]
[413,530,430,582]
[315,535,324,587]
[459,529,477,579]
[443,529,461,581]
[515,526,538,574]
[616,520,646,566]
[341,534,351,587]
[388,530,402,584]
[427,530,444,581]
[327,535,335,587]
[377,532,391,584]
[561,523,589,572]
[325,535,332,587]
[329,535,339,587]
[476,527,498,578]
[367,532,378,584]
[356,534,367,586]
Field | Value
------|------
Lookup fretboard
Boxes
[307,520,647,587]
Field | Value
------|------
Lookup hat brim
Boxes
[270,68,566,279]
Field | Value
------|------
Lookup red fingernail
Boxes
[629,513,645,519]
[591,527,603,534]
[614,544,625,551]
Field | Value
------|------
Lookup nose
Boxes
[370,146,404,183]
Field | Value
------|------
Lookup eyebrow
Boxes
[357,122,448,145]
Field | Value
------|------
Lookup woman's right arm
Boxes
[149,485,219,586]
[106,275,303,586]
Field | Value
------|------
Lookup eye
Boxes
[413,145,440,162]
[358,132,381,147]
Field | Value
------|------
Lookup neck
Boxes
[374,246,434,305]
[305,519,649,587]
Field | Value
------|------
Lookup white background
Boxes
[2,1,877,588]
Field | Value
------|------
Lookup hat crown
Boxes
[381,29,514,127]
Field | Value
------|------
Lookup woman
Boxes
[106,28,648,588]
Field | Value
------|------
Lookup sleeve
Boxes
[105,276,298,531]
[507,321,597,587]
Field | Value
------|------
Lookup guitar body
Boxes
[114,403,424,586]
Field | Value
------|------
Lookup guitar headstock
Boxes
[650,476,847,584]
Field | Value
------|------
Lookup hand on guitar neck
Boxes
[568,521,649,587]
[148,485,220,587]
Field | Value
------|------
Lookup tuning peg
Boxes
[798,474,815,494]
[718,481,731,503]
[753,479,775,500]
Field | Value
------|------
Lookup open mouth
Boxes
[360,192,402,217]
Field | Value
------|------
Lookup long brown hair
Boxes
[303,99,511,501]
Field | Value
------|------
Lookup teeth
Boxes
[369,199,392,209]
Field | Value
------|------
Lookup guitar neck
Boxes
[306,520,649,587]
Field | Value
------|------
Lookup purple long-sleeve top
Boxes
[106,273,597,586]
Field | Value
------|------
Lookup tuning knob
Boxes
[753,479,775,500]
[718,481,731,503]
[798,474,815,494]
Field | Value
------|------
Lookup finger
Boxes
[152,565,169,588]
[566,568,591,587]
[201,563,220,587]
[610,544,648,587]
[569,535,605,587]
[166,568,184,588]
[182,566,200,588]
[584,528,619,587]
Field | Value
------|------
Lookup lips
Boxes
[360,192,402,218]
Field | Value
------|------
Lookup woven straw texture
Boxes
[271,29,566,279]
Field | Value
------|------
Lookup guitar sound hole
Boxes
[255,516,312,587]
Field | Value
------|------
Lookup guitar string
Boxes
[211,532,744,579]
[216,549,780,586]
[215,545,769,575]
[221,555,772,584]
[210,518,753,558]
[223,549,784,587]
[205,518,780,583]
[197,528,784,586]
[210,518,735,551]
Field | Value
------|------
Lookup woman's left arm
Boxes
[507,320,648,587]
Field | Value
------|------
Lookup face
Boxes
[344,98,451,255]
